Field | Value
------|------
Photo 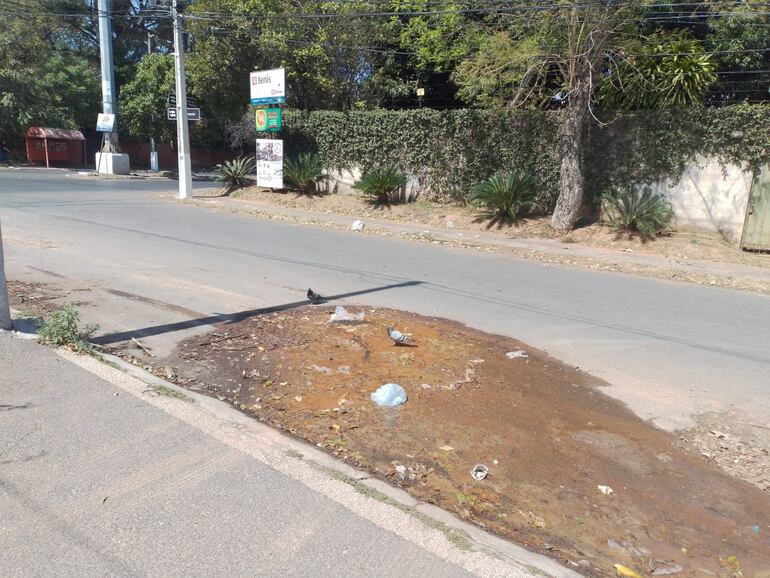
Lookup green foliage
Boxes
[603,186,673,238]
[280,109,561,208]
[470,171,538,226]
[216,156,256,192]
[600,31,718,109]
[353,167,408,206]
[283,153,328,195]
[0,10,99,143]
[38,305,98,353]
[119,54,176,144]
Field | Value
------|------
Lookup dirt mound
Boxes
[165,306,770,577]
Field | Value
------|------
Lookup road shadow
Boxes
[93,280,423,346]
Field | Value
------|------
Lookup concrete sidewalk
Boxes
[196,195,770,295]
[0,334,566,578]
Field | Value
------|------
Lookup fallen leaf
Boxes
[614,564,643,578]
[439,445,454,451]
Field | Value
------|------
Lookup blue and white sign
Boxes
[250,68,286,105]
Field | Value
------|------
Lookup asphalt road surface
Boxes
[2,168,769,430]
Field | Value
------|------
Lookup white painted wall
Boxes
[652,156,752,245]
[322,167,421,202]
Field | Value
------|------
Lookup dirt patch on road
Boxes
[6,280,62,318]
[157,306,770,576]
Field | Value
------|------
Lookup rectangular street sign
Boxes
[168,94,197,107]
[167,108,201,121]
[256,138,283,189]
[250,68,286,105]
[255,107,282,132]
[95,113,116,132]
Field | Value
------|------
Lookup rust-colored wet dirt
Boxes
[160,306,770,577]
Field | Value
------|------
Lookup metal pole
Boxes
[98,0,119,153]
[0,219,12,330]
[172,0,193,200]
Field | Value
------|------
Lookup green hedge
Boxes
[278,105,770,208]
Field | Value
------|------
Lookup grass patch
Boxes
[285,449,305,460]
[144,384,190,401]
[331,471,473,551]
[38,305,98,353]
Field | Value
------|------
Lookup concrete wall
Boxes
[652,156,753,245]
[322,167,422,202]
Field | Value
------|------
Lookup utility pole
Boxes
[98,0,118,153]
[0,220,12,330]
[172,0,193,200]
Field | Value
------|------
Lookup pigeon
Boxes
[307,288,325,304]
[387,325,412,346]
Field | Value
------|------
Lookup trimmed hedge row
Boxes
[274,105,770,207]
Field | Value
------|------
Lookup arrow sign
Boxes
[168,94,198,108]
[168,108,201,121]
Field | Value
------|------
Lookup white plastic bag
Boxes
[371,383,407,407]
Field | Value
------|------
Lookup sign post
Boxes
[255,108,282,132]
[256,139,283,189]
[250,69,286,105]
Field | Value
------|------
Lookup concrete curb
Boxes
[52,344,580,578]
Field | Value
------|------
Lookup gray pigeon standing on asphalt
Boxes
[307,288,325,304]
[387,325,412,346]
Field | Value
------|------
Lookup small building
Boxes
[25,127,86,168]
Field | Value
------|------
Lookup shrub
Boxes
[38,305,98,353]
[470,171,538,226]
[353,167,407,207]
[215,156,256,194]
[603,186,673,238]
[284,152,328,195]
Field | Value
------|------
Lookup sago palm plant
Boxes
[284,152,328,195]
[603,186,673,238]
[353,167,407,207]
[470,171,538,227]
[215,156,256,195]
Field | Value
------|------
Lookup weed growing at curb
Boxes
[38,305,98,353]
[330,471,473,552]
[144,384,191,401]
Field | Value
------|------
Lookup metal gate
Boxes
[742,164,770,251]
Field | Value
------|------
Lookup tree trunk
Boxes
[551,76,591,234]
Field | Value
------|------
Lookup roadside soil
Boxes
[133,304,770,577]
[223,187,770,271]
[6,280,62,318]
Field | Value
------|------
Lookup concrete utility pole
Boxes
[0,220,12,330]
[172,0,193,200]
[96,0,130,173]
[98,0,118,153]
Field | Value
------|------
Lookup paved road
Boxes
[1,333,511,578]
[2,169,770,429]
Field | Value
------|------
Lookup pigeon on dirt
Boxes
[387,325,412,346]
[307,288,325,304]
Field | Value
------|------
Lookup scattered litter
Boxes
[329,305,365,323]
[351,220,365,232]
[492,459,499,465]
[371,383,407,407]
[131,337,155,357]
[420,383,433,389]
[614,564,643,578]
[506,349,528,359]
[310,364,332,374]
[752,525,761,534]
[607,539,623,550]
[651,562,683,575]
[294,396,303,402]
[598,485,614,495]
[719,556,742,575]
[439,445,454,451]
[710,430,729,439]
[469,359,485,364]
[446,220,456,229]
[337,365,351,374]
[392,461,407,479]
[623,248,634,253]
[471,464,489,480]
[519,510,546,528]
